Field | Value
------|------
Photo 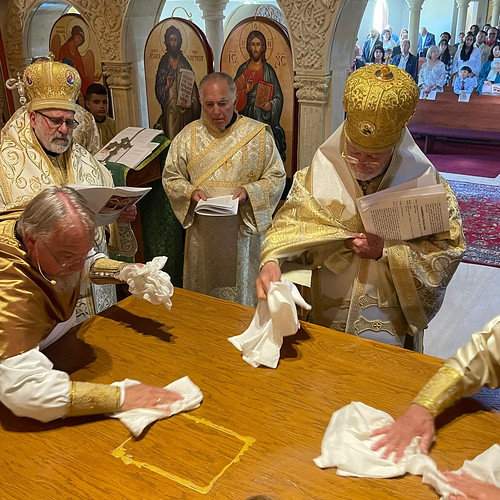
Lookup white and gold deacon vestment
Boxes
[414,315,500,416]
[261,125,465,350]
[163,115,285,306]
[0,109,137,321]
[0,211,126,421]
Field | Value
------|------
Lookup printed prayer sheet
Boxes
[356,177,450,240]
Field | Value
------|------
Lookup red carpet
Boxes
[429,154,500,178]
[414,137,500,156]
[449,180,500,267]
[413,137,500,178]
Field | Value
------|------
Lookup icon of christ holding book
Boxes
[234,30,287,161]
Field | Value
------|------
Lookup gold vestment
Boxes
[0,211,125,416]
[414,316,500,416]
[95,116,116,149]
[163,115,285,306]
[261,125,465,349]
[0,109,137,321]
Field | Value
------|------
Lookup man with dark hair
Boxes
[154,25,201,140]
[163,72,285,307]
[474,29,490,65]
[84,82,116,146]
[234,30,286,162]
[440,31,457,57]
[0,186,181,422]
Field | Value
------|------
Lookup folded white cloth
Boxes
[110,376,203,437]
[117,256,174,309]
[228,279,311,368]
[314,401,500,499]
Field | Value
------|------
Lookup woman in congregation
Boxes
[418,45,447,95]
[370,45,385,65]
[381,29,396,52]
[438,38,454,86]
[452,32,482,80]
[477,42,500,94]
[398,28,409,44]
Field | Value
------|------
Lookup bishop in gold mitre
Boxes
[256,63,465,352]
[0,53,137,322]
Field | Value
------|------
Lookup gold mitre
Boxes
[342,64,418,153]
[23,53,81,112]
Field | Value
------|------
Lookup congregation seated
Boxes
[477,42,500,94]
[381,29,396,52]
[418,45,447,94]
[452,32,482,81]
[370,44,385,64]
[438,38,454,85]
[453,65,477,97]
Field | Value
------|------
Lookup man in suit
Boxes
[391,40,418,82]
[362,28,381,63]
[417,27,436,57]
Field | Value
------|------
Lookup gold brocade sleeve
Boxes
[412,365,464,417]
[90,258,127,284]
[413,316,500,416]
[240,127,285,235]
[387,175,465,334]
[68,382,121,417]
[260,167,361,267]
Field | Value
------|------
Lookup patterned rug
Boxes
[449,180,500,268]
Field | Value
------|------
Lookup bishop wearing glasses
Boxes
[0,53,137,321]
[256,64,465,352]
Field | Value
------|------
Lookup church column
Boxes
[293,74,331,170]
[405,0,425,56]
[491,0,500,26]
[102,62,138,131]
[456,0,471,35]
[196,0,229,71]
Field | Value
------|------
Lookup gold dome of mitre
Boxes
[23,53,81,112]
[342,64,418,153]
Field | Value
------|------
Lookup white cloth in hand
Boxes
[314,401,500,499]
[117,256,174,309]
[228,279,311,368]
[110,376,203,437]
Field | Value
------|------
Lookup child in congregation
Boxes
[453,65,477,99]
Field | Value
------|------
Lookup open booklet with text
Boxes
[356,172,450,240]
[68,185,152,226]
[94,127,163,169]
[194,195,238,216]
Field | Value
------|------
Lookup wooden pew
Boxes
[408,91,500,153]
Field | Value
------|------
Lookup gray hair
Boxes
[17,186,96,242]
[426,45,440,61]
[199,72,236,100]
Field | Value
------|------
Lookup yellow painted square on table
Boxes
[111,413,255,494]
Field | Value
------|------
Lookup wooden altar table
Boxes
[1,289,498,499]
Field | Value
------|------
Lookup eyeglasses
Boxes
[36,111,80,130]
[341,151,384,169]
[38,241,93,269]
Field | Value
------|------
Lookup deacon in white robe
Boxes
[163,73,285,306]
